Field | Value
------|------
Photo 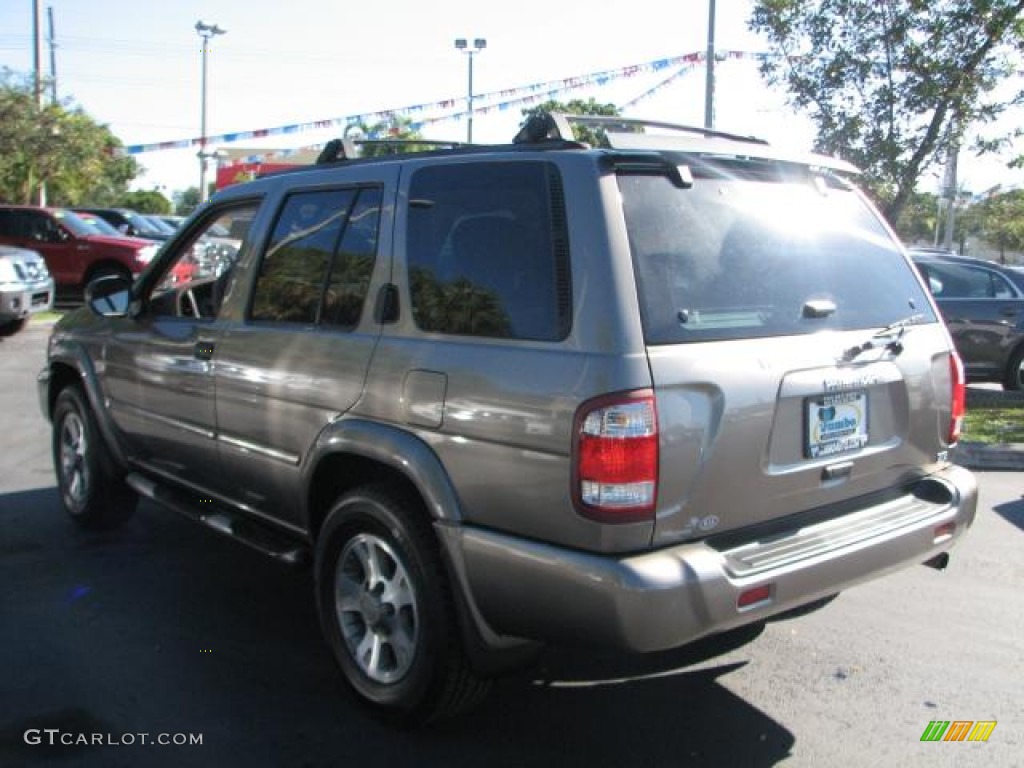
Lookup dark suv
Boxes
[39,114,977,724]
[910,248,1024,390]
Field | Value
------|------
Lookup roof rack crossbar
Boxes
[316,137,467,164]
[549,113,770,147]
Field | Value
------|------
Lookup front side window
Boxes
[148,203,260,319]
[405,162,571,341]
[620,162,936,344]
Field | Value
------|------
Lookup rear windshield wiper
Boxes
[841,314,925,363]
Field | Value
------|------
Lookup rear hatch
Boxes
[617,154,957,545]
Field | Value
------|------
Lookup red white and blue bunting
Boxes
[122,50,766,167]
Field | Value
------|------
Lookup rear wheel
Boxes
[314,485,489,725]
[52,386,137,529]
[1004,346,1024,391]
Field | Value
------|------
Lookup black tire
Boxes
[0,317,27,337]
[314,485,489,725]
[1004,346,1024,391]
[52,385,137,530]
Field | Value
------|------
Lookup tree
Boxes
[346,115,433,157]
[750,0,1024,223]
[0,71,140,205]
[894,191,941,244]
[114,189,173,215]
[521,98,620,146]
[174,187,202,216]
[969,189,1024,261]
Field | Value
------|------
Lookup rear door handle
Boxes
[195,341,215,361]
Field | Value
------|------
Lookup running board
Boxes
[125,472,310,566]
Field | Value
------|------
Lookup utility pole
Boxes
[47,4,57,104]
[704,0,716,130]
[32,0,46,206]
[32,0,42,107]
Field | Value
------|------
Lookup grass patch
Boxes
[29,310,64,324]
[963,408,1024,444]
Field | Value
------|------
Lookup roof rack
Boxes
[513,111,860,174]
[514,112,769,147]
[316,137,467,164]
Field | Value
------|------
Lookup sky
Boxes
[1,0,1022,199]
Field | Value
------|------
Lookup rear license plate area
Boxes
[805,390,868,458]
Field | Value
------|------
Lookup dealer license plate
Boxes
[805,391,868,459]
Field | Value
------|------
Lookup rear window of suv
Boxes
[620,160,936,344]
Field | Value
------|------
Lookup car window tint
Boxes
[621,168,935,343]
[406,162,570,341]
[251,189,356,324]
[321,187,382,328]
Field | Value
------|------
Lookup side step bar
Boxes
[125,473,310,566]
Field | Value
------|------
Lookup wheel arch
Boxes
[304,419,464,544]
[45,345,129,469]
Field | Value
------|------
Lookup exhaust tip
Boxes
[923,552,950,571]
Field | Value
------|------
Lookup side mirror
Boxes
[85,274,133,317]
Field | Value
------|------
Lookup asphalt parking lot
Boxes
[1,319,1022,767]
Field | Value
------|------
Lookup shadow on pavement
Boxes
[1,490,794,767]
[993,494,1024,532]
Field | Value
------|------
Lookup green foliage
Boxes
[750,0,1024,223]
[521,98,620,146]
[968,189,1024,259]
[174,187,202,216]
[113,189,173,215]
[0,70,140,205]
[894,191,941,244]
[346,115,434,157]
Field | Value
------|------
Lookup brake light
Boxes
[573,390,658,523]
[949,351,965,445]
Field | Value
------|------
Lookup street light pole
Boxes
[195,20,226,201]
[704,0,716,130]
[454,38,486,143]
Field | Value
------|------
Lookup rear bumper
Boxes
[445,464,977,653]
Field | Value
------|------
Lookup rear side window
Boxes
[918,261,1018,299]
[405,161,571,341]
[251,187,381,327]
[620,166,936,344]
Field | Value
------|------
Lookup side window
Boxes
[989,272,1015,299]
[406,162,571,341]
[322,188,382,328]
[149,203,260,320]
[251,189,355,324]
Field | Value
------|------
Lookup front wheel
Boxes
[314,485,489,725]
[52,386,137,529]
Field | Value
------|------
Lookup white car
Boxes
[0,245,55,334]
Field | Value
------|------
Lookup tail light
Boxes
[572,389,658,523]
[949,351,965,445]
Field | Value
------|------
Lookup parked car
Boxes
[910,248,1024,390]
[74,210,140,239]
[0,244,54,334]
[73,207,172,241]
[39,113,977,724]
[0,206,158,294]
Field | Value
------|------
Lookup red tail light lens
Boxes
[573,390,658,523]
[949,351,965,445]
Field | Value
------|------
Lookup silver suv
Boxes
[0,244,54,334]
[38,114,977,724]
